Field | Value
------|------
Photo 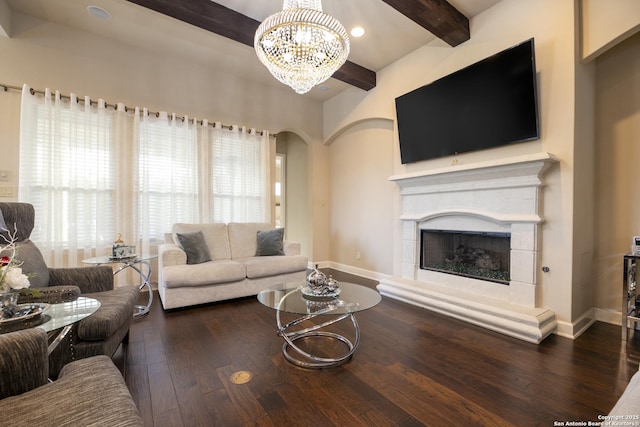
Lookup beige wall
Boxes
[594,33,640,319]
[581,0,640,61]
[328,118,395,276]
[0,11,327,262]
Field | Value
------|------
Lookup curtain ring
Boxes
[29,88,35,95]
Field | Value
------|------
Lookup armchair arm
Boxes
[0,329,48,399]
[48,266,114,293]
[283,240,301,256]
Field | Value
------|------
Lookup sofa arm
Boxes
[48,266,114,293]
[283,240,301,256]
[0,329,49,399]
[159,243,187,267]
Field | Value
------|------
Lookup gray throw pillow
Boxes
[0,209,7,231]
[256,228,285,256]
[176,231,212,265]
[0,240,50,288]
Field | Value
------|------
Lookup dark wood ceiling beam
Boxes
[126,0,376,91]
[333,61,377,91]
[381,0,469,47]
[128,0,259,47]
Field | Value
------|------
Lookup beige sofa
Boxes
[158,222,308,309]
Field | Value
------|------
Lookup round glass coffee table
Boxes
[257,282,381,369]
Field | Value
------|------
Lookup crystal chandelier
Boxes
[254,0,350,94]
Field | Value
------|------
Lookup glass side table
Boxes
[82,255,157,317]
[258,282,382,369]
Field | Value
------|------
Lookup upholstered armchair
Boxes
[0,202,139,378]
[0,328,143,426]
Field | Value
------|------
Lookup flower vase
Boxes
[0,290,19,319]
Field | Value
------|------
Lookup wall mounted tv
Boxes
[395,38,539,164]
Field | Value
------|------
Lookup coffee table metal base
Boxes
[276,295,360,369]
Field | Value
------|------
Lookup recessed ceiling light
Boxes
[350,26,365,38]
[317,84,330,92]
[87,5,111,20]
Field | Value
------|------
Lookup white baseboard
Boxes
[555,308,597,339]
[594,307,622,326]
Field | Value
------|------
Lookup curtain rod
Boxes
[1,83,276,137]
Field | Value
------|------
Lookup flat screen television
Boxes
[395,38,539,164]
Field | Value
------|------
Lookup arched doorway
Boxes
[275,131,311,259]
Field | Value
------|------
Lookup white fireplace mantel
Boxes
[378,152,559,343]
[389,152,558,191]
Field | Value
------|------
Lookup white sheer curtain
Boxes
[19,85,273,268]
[135,110,200,254]
[209,124,273,223]
[19,84,117,266]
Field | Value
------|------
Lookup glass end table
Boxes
[82,255,157,317]
[0,297,101,357]
[257,282,381,369]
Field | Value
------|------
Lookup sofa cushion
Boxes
[177,231,212,265]
[163,259,246,288]
[242,255,309,279]
[228,223,272,259]
[173,223,231,261]
[256,228,285,256]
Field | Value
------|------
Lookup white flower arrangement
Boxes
[0,226,31,292]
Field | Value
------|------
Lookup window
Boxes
[210,126,270,223]
[19,86,273,266]
[20,92,115,252]
[136,113,199,243]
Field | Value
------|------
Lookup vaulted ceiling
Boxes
[4,0,502,101]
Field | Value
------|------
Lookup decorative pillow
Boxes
[0,240,50,288]
[0,209,6,231]
[176,231,212,265]
[256,228,285,256]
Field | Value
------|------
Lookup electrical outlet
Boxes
[0,170,9,181]
[356,251,361,260]
[0,186,14,197]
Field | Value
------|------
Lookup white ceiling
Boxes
[5,0,501,101]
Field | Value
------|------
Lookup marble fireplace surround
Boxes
[378,153,559,343]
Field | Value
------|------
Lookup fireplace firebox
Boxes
[420,230,511,285]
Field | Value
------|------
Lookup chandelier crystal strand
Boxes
[255,0,350,94]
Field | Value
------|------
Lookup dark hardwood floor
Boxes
[113,270,640,426]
